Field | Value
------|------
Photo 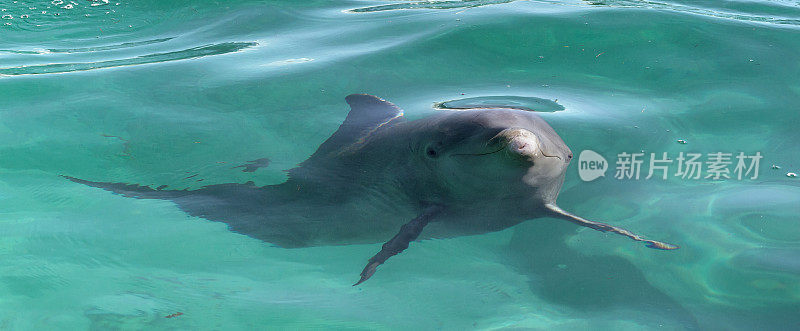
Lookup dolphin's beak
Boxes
[539,145,563,161]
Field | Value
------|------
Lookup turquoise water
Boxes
[2,0,800,329]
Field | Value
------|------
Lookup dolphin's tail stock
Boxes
[61,175,310,247]
[61,175,191,200]
[61,175,267,210]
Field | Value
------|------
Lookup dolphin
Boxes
[65,94,678,285]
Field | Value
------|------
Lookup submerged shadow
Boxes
[507,220,700,329]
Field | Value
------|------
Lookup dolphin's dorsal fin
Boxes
[343,94,404,129]
[311,94,404,157]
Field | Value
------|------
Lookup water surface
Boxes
[1,0,799,329]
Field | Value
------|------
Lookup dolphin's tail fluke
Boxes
[61,175,190,200]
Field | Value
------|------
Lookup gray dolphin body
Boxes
[67,94,677,285]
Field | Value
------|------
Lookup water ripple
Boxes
[0,42,256,76]
[348,0,516,12]
[435,96,565,112]
[0,37,174,55]
[50,37,175,54]
[348,0,800,27]
[586,0,800,27]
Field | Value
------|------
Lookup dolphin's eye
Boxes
[426,147,438,158]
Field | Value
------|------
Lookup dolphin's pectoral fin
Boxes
[353,206,443,286]
[545,204,679,250]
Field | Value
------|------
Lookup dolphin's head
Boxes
[419,109,572,205]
